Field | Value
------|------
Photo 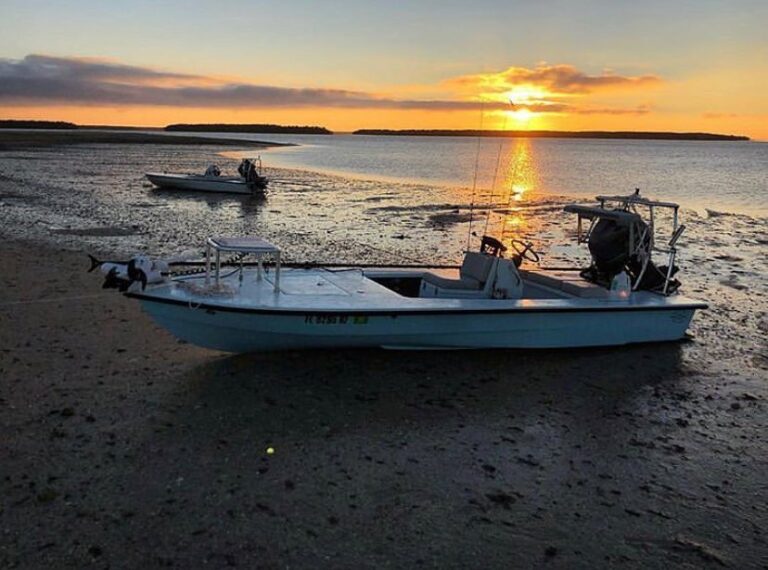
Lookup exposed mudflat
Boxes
[0,130,288,150]
[0,142,766,568]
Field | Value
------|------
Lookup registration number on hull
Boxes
[304,315,369,325]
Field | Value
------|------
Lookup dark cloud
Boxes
[0,54,652,116]
[0,54,200,83]
[573,104,651,115]
[505,102,650,115]
[0,54,506,111]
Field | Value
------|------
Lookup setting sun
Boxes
[502,86,549,104]
[509,107,534,124]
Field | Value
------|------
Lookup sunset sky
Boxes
[1,0,766,138]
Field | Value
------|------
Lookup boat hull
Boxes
[136,298,698,352]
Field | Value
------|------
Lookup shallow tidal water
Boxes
[202,133,768,217]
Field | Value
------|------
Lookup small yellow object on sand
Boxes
[266,447,275,455]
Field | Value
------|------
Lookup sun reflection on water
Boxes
[503,139,537,200]
[486,139,542,245]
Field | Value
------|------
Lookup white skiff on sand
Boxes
[95,192,706,352]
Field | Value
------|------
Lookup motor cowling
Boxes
[588,218,633,275]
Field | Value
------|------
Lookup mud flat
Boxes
[0,130,289,150]
[1,237,766,568]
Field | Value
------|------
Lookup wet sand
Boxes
[1,239,766,568]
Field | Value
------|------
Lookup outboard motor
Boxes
[237,159,251,178]
[588,218,633,274]
[566,192,685,296]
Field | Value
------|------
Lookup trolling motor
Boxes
[88,254,168,292]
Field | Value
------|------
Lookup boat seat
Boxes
[523,270,610,299]
[421,273,482,290]
[461,252,495,282]
[421,252,494,290]
[561,279,610,299]
[521,270,562,290]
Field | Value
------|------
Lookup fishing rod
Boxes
[466,99,486,251]
[482,100,513,238]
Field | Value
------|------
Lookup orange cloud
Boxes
[702,112,739,119]
[443,64,660,120]
[448,63,662,95]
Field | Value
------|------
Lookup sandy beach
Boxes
[1,137,767,568]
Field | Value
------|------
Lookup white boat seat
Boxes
[521,270,562,290]
[421,252,494,290]
[461,252,494,282]
[523,270,610,299]
[561,280,610,299]
[421,273,482,290]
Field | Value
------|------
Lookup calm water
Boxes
[189,133,768,217]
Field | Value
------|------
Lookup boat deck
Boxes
[136,266,706,314]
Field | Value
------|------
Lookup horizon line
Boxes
[0,119,753,141]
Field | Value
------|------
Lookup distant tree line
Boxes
[353,129,749,141]
[0,121,748,141]
[165,123,332,134]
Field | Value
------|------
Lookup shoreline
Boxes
[0,129,292,150]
